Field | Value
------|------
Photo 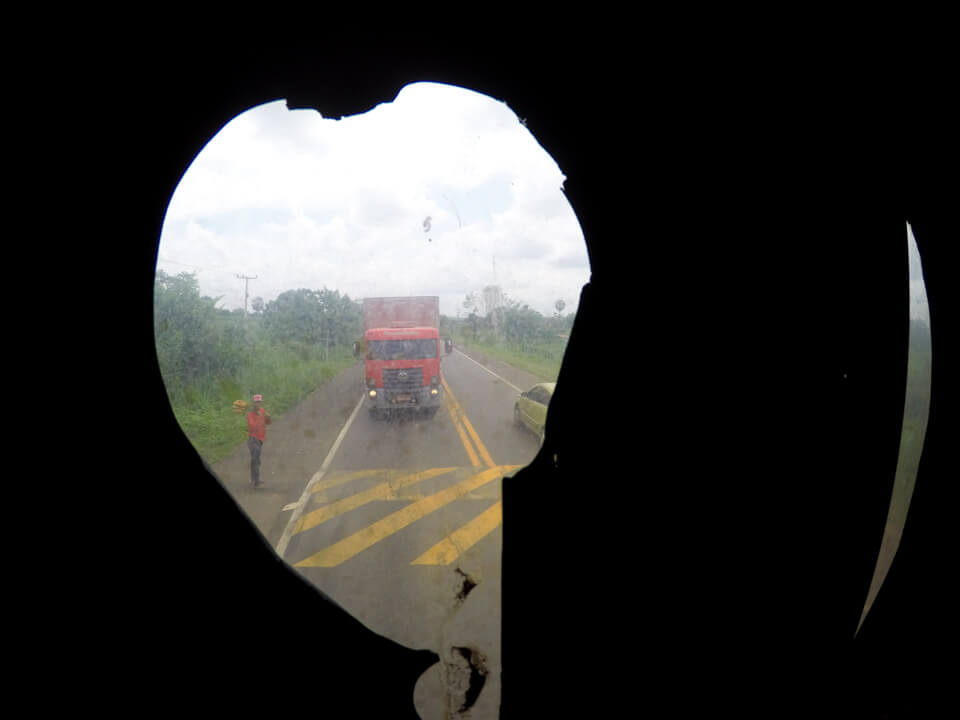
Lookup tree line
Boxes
[154,270,362,401]
[445,288,575,355]
[154,271,573,400]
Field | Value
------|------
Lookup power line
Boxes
[157,255,209,270]
[158,256,241,274]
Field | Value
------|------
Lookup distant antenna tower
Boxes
[485,256,505,342]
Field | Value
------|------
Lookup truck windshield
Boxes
[367,339,437,360]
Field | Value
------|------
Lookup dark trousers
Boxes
[247,437,263,486]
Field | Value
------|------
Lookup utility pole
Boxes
[237,274,257,317]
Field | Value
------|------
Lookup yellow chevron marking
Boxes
[411,500,503,565]
[292,467,458,535]
[309,469,397,495]
[294,466,518,568]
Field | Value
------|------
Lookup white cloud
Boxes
[158,82,589,317]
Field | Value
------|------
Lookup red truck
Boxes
[355,296,453,418]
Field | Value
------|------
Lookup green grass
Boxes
[164,343,356,464]
[453,332,567,382]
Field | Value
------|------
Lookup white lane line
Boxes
[453,348,523,393]
[275,393,366,560]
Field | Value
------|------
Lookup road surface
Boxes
[210,346,548,719]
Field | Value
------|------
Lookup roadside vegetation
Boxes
[441,290,575,382]
[154,270,361,463]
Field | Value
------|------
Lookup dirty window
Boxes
[154,82,589,717]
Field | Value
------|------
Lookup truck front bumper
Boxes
[367,386,443,410]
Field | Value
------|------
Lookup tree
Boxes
[263,289,321,344]
[502,302,547,349]
[463,292,480,316]
[262,287,361,350]
[154,270,224,389]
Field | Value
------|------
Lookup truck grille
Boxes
[383,368,424,391]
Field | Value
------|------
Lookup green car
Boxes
[514,382,555,446]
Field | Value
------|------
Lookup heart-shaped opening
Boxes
[154,81,590,714]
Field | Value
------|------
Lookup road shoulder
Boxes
[208,360,365,547]
[452,343,548,392]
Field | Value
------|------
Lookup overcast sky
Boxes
[157,82,590,318]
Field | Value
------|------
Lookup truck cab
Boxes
[364,326,445,416]
[359,296,453,418]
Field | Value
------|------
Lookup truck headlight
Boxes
[430,388,439,396]
[369,390,377,398]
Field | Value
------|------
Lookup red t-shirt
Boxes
[247,408,271,442]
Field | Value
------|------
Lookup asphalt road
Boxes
[210,346,547,719]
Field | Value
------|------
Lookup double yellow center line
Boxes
[442,377,496,469]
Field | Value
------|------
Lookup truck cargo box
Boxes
[362,296,439,332]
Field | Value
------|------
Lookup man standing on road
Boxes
[246,393,271,488]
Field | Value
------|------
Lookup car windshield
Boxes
[532,387,552,404]
[367,339,437,360]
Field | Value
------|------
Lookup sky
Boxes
[157,82,591,318]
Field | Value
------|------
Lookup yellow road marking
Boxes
[292,467,458,535]
[309,469,397,495]
[391,484,501,501]
[442,377,496,468]
[443,386,481,467]
[411,500,503,565]
[294,466,518,568]
[462,414,496,469]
